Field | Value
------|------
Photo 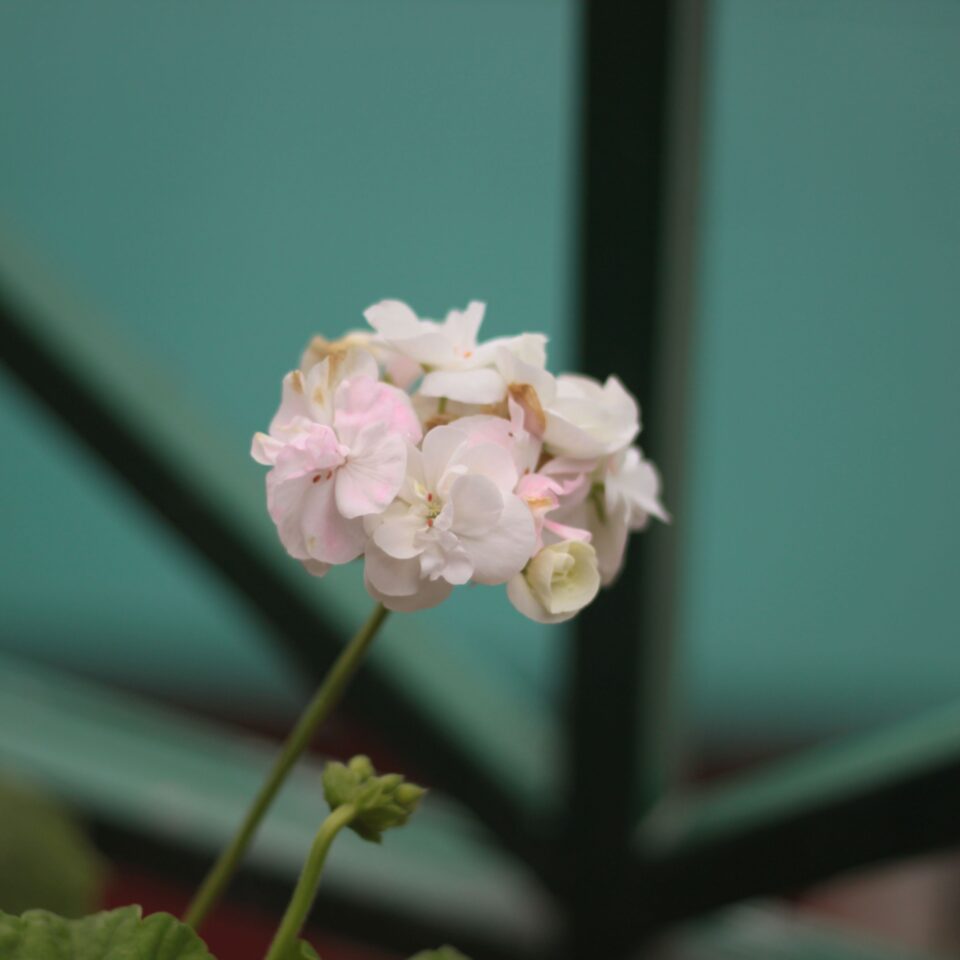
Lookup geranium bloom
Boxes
[253,299,668,620]
[252,349,421,575]
[363,421,536,611]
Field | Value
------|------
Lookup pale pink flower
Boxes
[252,351,421,573]
[362,422,536,611]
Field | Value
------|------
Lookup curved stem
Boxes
[183,603,389,930]
[263,803,357,960]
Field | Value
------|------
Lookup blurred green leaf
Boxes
[0,779,104,917]
[280,941,321,960]
[0,906,214,959]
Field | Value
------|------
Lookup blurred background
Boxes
[0,1,958,958]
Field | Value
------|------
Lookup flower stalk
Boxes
[262,802,357,960]
[183,602,389,930]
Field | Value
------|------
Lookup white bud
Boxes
[506,541,601,624]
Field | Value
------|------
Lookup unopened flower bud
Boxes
[506,541,600,624]
[322,755,427,843]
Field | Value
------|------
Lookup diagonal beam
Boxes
[561,1,678,955]
[620,699,960,949]
[0,235,552,888]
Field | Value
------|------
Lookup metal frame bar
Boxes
[561,1,680,955]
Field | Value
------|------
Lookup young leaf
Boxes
[0,779,104,917]
[0,906,215,959]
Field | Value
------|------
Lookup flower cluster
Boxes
[252,301,668,623]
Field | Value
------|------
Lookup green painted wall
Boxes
[2,0,958,760]
[682,0,960,741]
[0,0,577,788]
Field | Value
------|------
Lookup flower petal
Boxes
[372,512,424,559]
[365,567,453,612]
[419,368,506,405]
[421,424,469,491]
[335,428,407,519]
[299,474,366,564]
[506,572,570,624]
[363,299,423,339]
[449,474,503,538]
[457,442,519,495]
[364,543,423,597]
[251,431,284,466]
[333,376,422,448]
[462,493,536,585]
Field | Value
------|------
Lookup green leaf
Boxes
[0,779,104,917]
[277,940,321,960]
[0,906,216,959]
[408,948,471,960]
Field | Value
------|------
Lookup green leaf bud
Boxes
[322,755,426,844]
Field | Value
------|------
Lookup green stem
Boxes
[263,803,357,960]
[183,603,389,930]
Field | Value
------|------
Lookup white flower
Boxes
[453,400,594,550]
[364,299,548,405]
[507,541,601,624]
[554,446,669,585]
[251,351,422,573]
[363,421,536,611]
[542,373,640,459]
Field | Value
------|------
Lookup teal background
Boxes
[0,0,958,776]
[683,0,960,743]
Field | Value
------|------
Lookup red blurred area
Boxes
[103,865,399,960]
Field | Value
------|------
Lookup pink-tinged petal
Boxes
[333,376,422,447]
[365,565,453,612]
[449,474,503,538]
[298,474,366,564]
[384,351,423,390]
[301,559,331,578]
[267,473,312,560]
[372,513,423,560]
[462,493,536,585]
[269,423,345,484]
[421,424,469,491]
[337,347,380,383]
[452,413,515,449]
[457,442,519,495]
[251,431,284,466]
[335,428,407,519]
[419,368,506,404]
[364,544,422,597]
[543,518,592,544]
[269,370,312,437]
